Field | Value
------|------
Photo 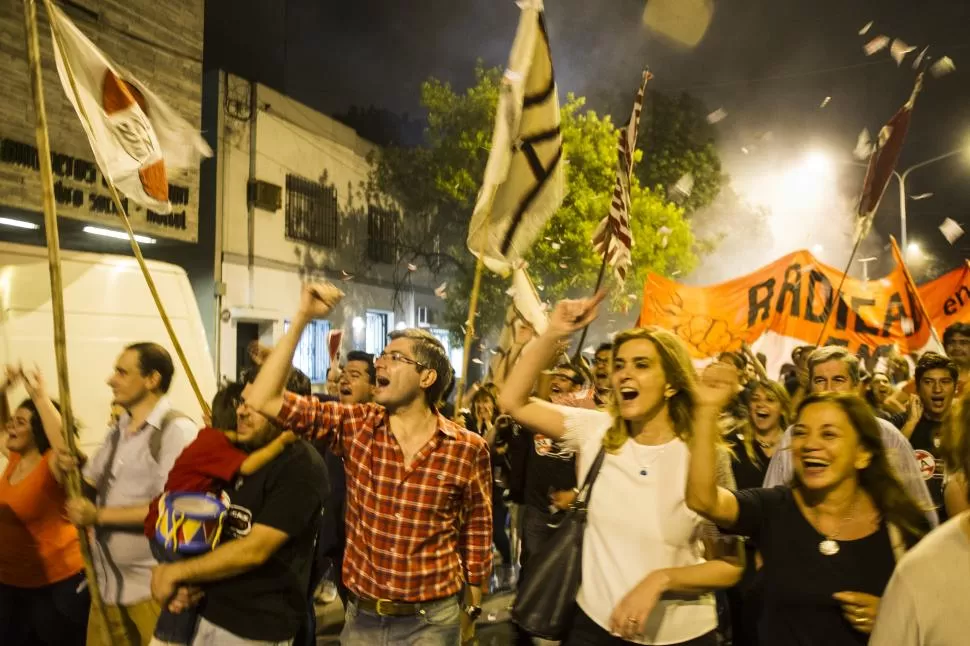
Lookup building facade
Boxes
[205,72,452,386]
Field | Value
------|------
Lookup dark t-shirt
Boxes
[909,416,947,522]
[523,432,577,511]
[144,427,248,538]
[727,433,770,491]
[201,440,330,641]
[728,487,897,646]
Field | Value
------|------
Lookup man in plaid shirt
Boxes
[246,283,493,646]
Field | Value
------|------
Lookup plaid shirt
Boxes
[278,393,493,601]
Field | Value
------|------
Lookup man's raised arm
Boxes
[247,283,343,419]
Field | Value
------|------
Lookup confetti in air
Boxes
[706,108,727,124]
[853,129,873,160]
[340,270,354,281]
[407,263,417,272]
[434,282,448,298]
[864,35,890,56]
[910,192,934,201]
[939,218,965,244]
[912,46,930,70]
[741,146,750,155]
[858,21,873,36]
[670,173,694,203]
[890,39,917,66]
[471,358,483,365]
[550,242,561,250]
[929,56,956,78]
[819,96,831,108]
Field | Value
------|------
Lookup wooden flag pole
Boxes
[741,341,770,383]
[453,249,486,419]
[573,253,609,363]
[43,0,209,417]
[21,0,117,643]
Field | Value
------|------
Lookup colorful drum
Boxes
[155,492,227,555]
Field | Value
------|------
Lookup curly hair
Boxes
[601,327,699,452]
[795,392,930,545]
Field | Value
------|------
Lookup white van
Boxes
[0,241,216,453]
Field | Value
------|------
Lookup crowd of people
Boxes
[1,281,969,646]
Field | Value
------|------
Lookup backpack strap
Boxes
[94,425,122,506]
[149,409,193,463]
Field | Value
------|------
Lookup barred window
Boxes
[367,206,399,264]
[285,174,338,247]
[284,319,331,383]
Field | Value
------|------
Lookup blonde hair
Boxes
[740,380,792,466]
[601,327,699,452]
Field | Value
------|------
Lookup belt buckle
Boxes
[375,599,393,616]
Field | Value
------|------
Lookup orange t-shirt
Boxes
[0,451,84,588]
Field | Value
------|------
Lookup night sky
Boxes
[206,0,970,279]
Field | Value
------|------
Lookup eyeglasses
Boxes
[377,351,428,371]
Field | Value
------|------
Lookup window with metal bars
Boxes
[285,174,338,247]
[284,319,331,383]
[367,205,399,264]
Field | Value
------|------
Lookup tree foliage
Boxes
[369,64,701,345]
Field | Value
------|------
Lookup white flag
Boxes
[488,267,548,387]
[466,0,565,276]
[47,3,211,213]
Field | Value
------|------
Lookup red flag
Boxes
[327,330,343,364]
[855,75,922,241]
[889,235,942,350]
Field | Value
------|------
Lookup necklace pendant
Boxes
[819,539,840,556]
[640,469,648,476]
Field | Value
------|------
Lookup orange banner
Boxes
[639,249,945,368]
[919,261,970,337]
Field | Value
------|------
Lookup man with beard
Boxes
[247,284,492,646]
[592,342,612,405]
[763,346,937,528]
[64,343,198,645]
[944,322,970,395]
[909,352,958,522]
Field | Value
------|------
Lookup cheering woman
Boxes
[687,376,931,645]
[499,295,742,645]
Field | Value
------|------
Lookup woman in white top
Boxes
[499,295,743,645]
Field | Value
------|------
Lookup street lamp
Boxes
[895,147,970,250]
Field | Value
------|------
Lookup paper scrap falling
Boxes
[559,263,568,269]
[939,218,965,244]
[550,242,561,250]
[741,146,750,155]
[913,46,929,70]
[471,358,483,365]
[910,192,934,201]
[582,345,595,355]
[661,236,669,248]
[706,108,727,124]
[890,39,916,66]
[658,226,673,236]
[853,129,873,160]
[340,270,354,281]
[929,56,956,78]
[434,282,448,298]
[864,35,890,56]
[858,21,873,36]
[407,263,417,272]
[670,173,694,203]
[819,96,831,108]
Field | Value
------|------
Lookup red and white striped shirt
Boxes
[277,393,493,601]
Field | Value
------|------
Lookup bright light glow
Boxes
[83,226,155,244]
[802,150,835,176]
[0,216,39,230]
[906,242,922,257]
[351,316,365,333]
[812,244,824,255]
[394,321,407,331]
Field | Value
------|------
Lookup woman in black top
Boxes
[688,379,930,646]
[725,379,790,645]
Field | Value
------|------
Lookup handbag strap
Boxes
[574,446,607,507]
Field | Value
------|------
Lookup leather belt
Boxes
[350,593,448,617]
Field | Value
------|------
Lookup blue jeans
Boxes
[151,541,200,644]
[339,595,461,646]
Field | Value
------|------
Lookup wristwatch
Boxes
[463,604,483,621]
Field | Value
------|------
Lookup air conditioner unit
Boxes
[247,179,282,212]
[417,306,432,327]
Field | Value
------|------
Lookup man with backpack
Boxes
[64,342,198,645]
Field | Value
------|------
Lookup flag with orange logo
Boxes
[638,248,941,375]
[919,260,970,337]
[47,2,211,213]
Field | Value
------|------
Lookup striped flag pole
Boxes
[574,69,651,360]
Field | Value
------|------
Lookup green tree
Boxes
[369,64,698,346]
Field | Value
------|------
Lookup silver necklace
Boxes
[630,441,669,476]
[812,495,857,556]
